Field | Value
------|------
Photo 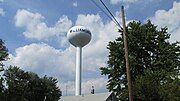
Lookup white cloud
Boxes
[151,1,180,42]
[0,8,5,16]
[110,0,120,4]
[14,9,44,27]
[5,43,76,81]
[14,9,72,43]
[110,0,139,5]
[0,0,4,2]
[73,1,78,7]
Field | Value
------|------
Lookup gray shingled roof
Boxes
[60,92,112,101]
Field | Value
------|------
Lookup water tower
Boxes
[67,26,91,96]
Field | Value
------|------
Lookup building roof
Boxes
[60,92,113,101]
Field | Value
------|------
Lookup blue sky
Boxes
[0,0,180,96]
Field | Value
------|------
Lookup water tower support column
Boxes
[75,46,82,96]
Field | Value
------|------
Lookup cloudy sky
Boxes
[0,0,180,96]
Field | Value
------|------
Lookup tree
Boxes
[3,66,62,101]
[0,39,8,69]
[0,39,8,99]
[100,21,180,101]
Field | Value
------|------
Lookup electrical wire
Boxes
[99,0,123,30]
[90,0,122,30]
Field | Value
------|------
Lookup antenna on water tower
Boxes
[67,26,91,96]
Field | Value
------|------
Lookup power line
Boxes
[91,0,133,42]
[90,0,122,30]
[98,1,133,40]
[99,0,123,30]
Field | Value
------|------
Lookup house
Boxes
[60,92,117,101]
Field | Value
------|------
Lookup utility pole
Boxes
[121,6,133,101]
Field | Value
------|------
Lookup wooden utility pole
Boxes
[121,6,133,101]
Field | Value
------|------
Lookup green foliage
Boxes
[2,66,62,101]
[0,39,8,99]
[0,39,8,62]
[100,20,180,101]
